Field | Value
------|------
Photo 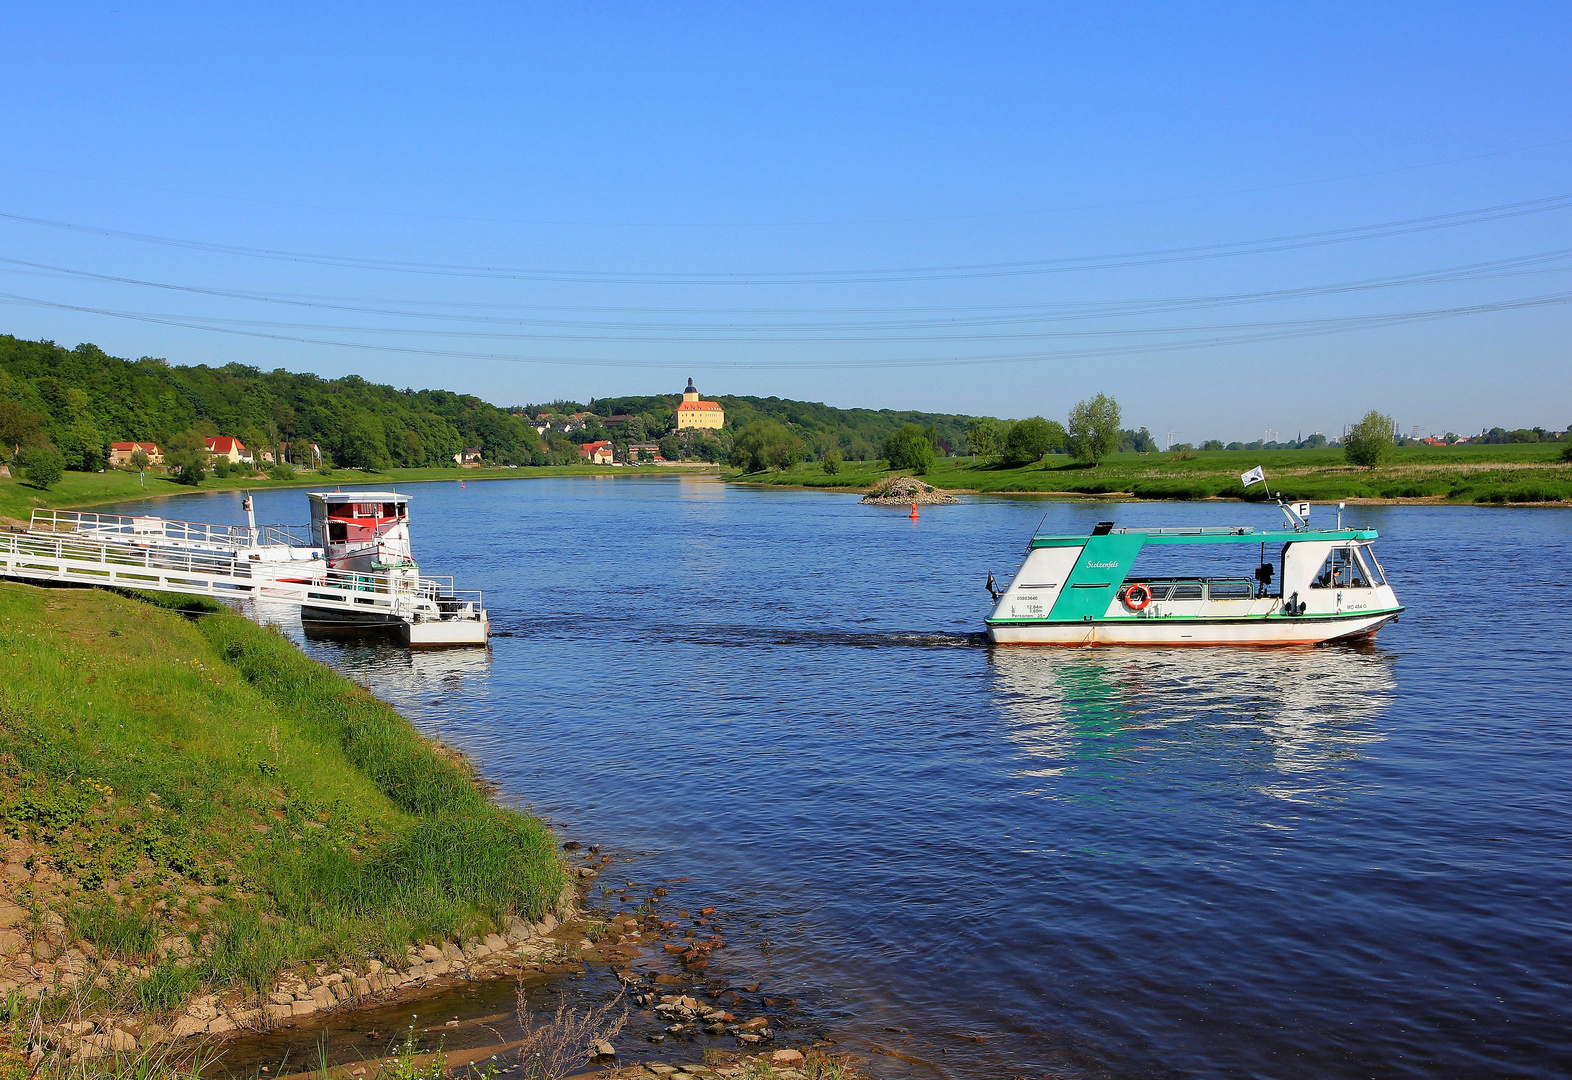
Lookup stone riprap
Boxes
[857,476,960,505]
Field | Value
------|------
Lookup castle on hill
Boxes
[675,377,724,431]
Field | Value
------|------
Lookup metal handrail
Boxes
[2,529,486,624]
[29,509,312,550]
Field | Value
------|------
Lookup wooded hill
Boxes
[0,335,539,471]
[576,391,980,461]
[0,335,986,469]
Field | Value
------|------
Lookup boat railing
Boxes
[304,570,484,622]
[1110,526,1256,537]
[29,509,312,551]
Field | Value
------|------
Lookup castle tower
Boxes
[675,377,724,431]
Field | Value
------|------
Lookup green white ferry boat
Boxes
[985,498,1403,647]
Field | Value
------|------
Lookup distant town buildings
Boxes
[578,440,615,465]
[205,436,251,464]
[109,441,163,466]
[675,378,724,431]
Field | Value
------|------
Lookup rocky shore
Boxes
[8,879,580,1063]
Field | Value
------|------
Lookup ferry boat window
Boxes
[1168,583,1204,601]
[1145,585,1174,601]
[1311,547,1373,588]
[1206,580,1255,600]
[327,522,348,542]
[1356,546,1386,586]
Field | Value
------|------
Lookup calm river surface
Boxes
[108,477,1571,1078]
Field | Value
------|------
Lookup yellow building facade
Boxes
[674,378,724,431]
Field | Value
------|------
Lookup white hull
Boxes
[988,610,1399,647]
[401,614,490,647]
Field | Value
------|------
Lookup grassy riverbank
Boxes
[0,582,565,1022]
[0,463,704,523]
[732,443,1572,505]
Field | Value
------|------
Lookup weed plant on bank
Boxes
[0,584,564,1025]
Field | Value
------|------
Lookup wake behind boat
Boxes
[985,491,1403,647]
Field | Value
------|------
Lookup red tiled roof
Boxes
[205,436,247,453]
[111,441,160,452]
[676,400,722,411]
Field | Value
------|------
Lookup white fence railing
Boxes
[28,509,312,551]
[0,531,484,626]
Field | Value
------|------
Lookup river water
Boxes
[102,477,1571,1079]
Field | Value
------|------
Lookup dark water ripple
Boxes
[104,479,1572,1079]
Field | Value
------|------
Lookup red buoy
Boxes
[909,503,920,519]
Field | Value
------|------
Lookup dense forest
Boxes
[0,335,540,470]
[0,335,990,471]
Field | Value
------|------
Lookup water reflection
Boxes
[990,644,1395,801]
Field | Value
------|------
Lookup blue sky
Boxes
[1,2,1568,441]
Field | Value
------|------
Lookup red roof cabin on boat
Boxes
[109,441,163,466]
[205,436,251,464]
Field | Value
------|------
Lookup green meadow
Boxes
[732,443,1572,505]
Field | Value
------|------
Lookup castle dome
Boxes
[682,377,699,396]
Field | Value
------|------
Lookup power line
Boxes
[2,136,1568,228]
[3,249,1568,330]
[2,193,1570,284]
[4,289,1565,370]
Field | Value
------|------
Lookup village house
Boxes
[205,436,252,465]
[675,378,724,431]
[626,442,663,462]
[454,446,484,465]
[578,440,615,465]
[109,441,163,466]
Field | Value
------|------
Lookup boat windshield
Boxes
[1311,546,1378,589]
[1357,545,1386,586]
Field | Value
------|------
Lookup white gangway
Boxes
[1,510,489,647]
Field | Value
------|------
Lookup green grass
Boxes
[731,443,1572,504]
[0,582,565,1010]
[0,462,683,523]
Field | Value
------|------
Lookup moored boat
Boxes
[985,503,1402,647]
[298,491,487,644]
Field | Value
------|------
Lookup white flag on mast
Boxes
[1240,466,1266,488]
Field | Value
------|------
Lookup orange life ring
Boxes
[1124,583,1152,611]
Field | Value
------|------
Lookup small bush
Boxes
[883,425,935,474]
[268,462,296,480]
[730,420,801,472]
[1560,442,1572,464]
[1344,411,1395,468]
[1002,417,1066,465]
[822,448,842,475]
[16,444,64,490]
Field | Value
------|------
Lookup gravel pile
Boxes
[859,476,960,505]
